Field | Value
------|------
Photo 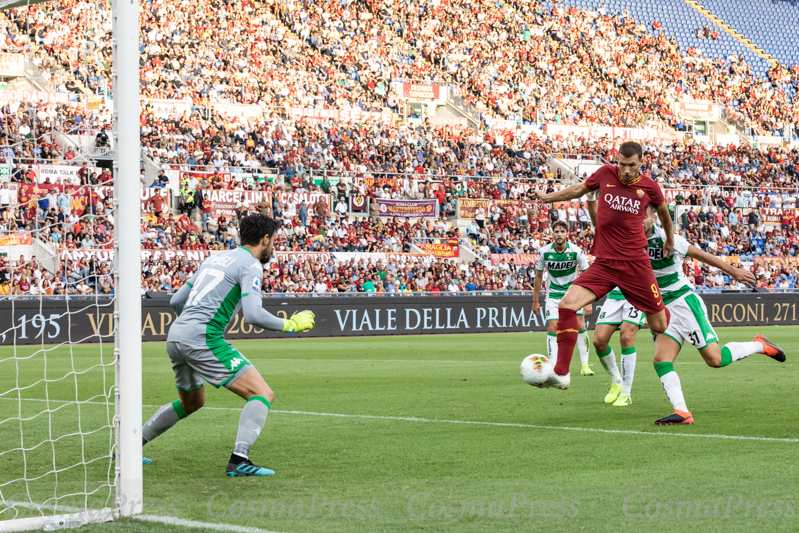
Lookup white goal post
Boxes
[0,0,142,529]
[113,0,144,522]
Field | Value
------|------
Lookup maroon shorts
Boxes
[572,257,666,315]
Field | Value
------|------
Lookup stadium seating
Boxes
[539,0,770,75]
[696,0,799,67]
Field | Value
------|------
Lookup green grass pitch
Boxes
[1,326,797,533]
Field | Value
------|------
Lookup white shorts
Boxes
[545,298,585,322]
[596,298,646,328]
[663,293,719,350]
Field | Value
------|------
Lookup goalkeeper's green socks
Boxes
[142,399,188,446]
[232,396,271,459]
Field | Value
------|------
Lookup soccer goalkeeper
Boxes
[139,214,316,476]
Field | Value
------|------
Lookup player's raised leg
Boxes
[226,368,275,477]
[652,335,693,425]
[552,284,598,389]
[698,338,786,369]
[718,336,786,365]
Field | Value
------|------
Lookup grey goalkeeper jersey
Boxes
[168,247,270,349]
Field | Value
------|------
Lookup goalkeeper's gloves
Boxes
[282,310,316,334]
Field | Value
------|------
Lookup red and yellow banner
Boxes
[0,232,32,246]
[421,238,460,258]
[760,207,797,225]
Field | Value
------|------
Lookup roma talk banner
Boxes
[0,232,32,246]
[421,238,460,258]
[376,199,436,218]
[490,253,537,266]
[401,83,441,100]
[201,189,271,217]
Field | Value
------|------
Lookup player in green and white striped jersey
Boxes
[642,206,786,425]
[592,287,645,406]
[533,220,594,375]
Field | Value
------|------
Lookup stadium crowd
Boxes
[0,155,796,297]
[0,0,797,139]
[0,0,798,295]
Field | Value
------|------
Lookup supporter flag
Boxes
[351,195,367,212]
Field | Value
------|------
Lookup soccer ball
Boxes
[520,354,554,388]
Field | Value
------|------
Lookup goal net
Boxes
[0,295,117,531]
[0,0,142,529]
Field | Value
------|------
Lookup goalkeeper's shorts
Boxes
[167,340,254,391]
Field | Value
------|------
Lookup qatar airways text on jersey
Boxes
[604,193,642,214]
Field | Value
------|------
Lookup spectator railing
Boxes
[445,86,480,126]
[308,169,561,185]
[22,54,59,95]
[1,287,794,302]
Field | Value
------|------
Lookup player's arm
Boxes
[654,200,674,257]
[170,282,192,316]
[532,181,590,204]
[586,198,598,227]
[240,293,306,332]
[576,251,592,315]
[239,265,315,333]
[532,269,544,315]
[686,246,755,286]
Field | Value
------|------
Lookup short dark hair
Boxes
[240,214,280,246]
[552,220,569,232]
[619,141,643,160]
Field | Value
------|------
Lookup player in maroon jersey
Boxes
[532,142,674,389]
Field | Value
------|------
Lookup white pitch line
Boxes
[5,502,287,533]
[196,358,787,365]
[267,409,799,443]
[136,514,287,533]
[3,397,797,444]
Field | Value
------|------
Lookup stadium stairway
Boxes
[682,0,777,67]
